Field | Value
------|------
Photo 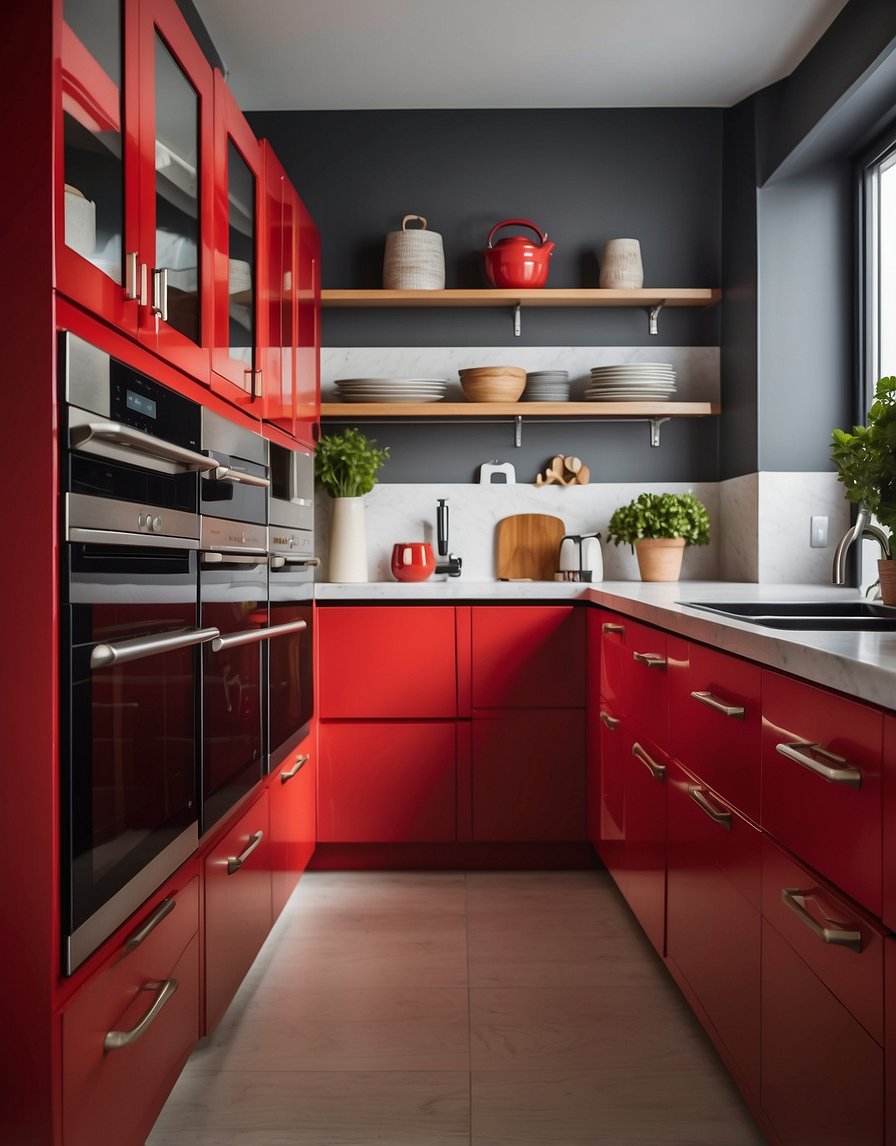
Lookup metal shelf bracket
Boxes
[648,301,667,335]
[513,304,522,336]
[649,417,670,447]
[513,415,523,447]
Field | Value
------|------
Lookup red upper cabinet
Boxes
[294,188,321,435]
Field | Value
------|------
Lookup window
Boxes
[862,137,896,397]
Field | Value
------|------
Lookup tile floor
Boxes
[147,870,767,1145]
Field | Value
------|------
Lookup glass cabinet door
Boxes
[261,143,295,436]
[295,194,321,436]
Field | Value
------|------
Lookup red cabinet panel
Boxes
[762,670,883,916]
[623,621,668,751]
[471,710,586,841]
[318,722,457,842]
[882,714,896,931]
[269,744,316,920]
[204,790,272,1033]
[598,610,628,708]
[318,606,457,718]
[887,938,896,1146]
[585,609,603,850]
[597,701,626,883]
[294,189,321,433]
[623,732,667,956]
[470,606,585,709]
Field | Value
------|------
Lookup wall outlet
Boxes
[810,515,829,548]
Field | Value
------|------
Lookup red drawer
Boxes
[598,610,628,708]
[884,714,896,931]
[762,671,883,916]
[471,605,585,709]
[762,835,884,1045]
[624,619,669,750]
[623,730,667,956]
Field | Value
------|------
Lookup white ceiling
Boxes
[193,0,849,111]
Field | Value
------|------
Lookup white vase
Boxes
[599,238,644,288]
[329,496,368,582]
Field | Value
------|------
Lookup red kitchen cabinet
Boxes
[623,620,669,751]
[318,606,457,718]
[204,790,272,1034]
[470,605,585,709]
[269,741,316,920]
[885,715,896,931]
[597,700,626,883]
[61,877,200,1146]
[585,609,603,850]
[887,938,896,1146]
[318,722,457,842]
[623,733,667,956]
[294,186,321,434]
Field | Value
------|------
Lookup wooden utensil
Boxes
[496,513,566,581]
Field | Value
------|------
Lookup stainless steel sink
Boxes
[682,600,896,631]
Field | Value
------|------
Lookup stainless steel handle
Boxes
[211,619,306,653]
[201,551,268,566]
[599,711,620,731]
[775,741,862,788]
[632,741,665,781]
[71,420,219,473]
[632,651,667,669]
[123,897,175,954]
[281,753,310,783]
[602,623,624,635]
[690,690,745,720]
[91,625,220,668]
[227,830,263,874]
[151,267,168,321]
[270,556,320,569]
[780,888,863,952]
[254,369,263,398]
[124,252,139,300]
[209,465,271,488]
[103,978,179,1051]
[687,784,732,830]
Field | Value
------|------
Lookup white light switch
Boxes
[810,515,829,548]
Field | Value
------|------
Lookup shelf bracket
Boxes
[649,417,670,447]
[648,301,667,335]
[512,304,522,337]
[513,415,523,447]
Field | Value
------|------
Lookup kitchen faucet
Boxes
[435,498,462,577]
[831,507,892,585]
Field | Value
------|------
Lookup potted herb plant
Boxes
[831,376,896,602]
[607,491,710,582]
[315,427,390,582]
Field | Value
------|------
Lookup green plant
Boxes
[607,491,711,549]
[315,427,390,498]
[831,376,896,537]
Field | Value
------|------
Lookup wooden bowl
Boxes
[461,373,526,402]
[459,365,527,380]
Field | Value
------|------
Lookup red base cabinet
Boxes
[623,734,667,956]
[269,741,317,920]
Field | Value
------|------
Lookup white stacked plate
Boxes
[523,370,570,401]
[334,377,448,403]
[586,362,676,401]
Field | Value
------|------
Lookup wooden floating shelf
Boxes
[321,287,721,309]
[321,401,719,417]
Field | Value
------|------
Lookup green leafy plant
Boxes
[607,491,711,549]
[831,376,896,537]
[315,427,390,498]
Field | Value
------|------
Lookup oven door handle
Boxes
[201,551,268,566]
[211,619,307,652]
[71,420,219,473]
[270,556,320,569]
[208,465,271,488]
[91,626,221,668]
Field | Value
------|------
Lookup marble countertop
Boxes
[315,579,896,709]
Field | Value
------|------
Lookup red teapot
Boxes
[482,219,555,288]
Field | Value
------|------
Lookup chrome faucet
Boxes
[435,498,462,577]
[831,508,892,585]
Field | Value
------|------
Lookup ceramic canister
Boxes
[599,238,644,289]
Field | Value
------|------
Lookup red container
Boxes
[482,219,555,288]
[390,542,436,582]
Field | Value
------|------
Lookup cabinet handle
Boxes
[281,753,310,783]
[227,829,264,875]
[151,267,168,322]
[632,741,665,781]
[599,711,620,731]
[632,651,666,670]
[103,978,179,1052]
[124,252,139,301]
[687,784,732,830]
[780,888,863,953]
[775,741,862,788]
[602,622,624,635]
[690,690,745,719]
[123,896,175,954]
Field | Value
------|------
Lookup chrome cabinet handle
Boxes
[602,622,624,635]
[227,830,264,875]
[124,252,140,301]
[687,784,732,830]
[211,619,307,652]
[599,711,620,731]
[690,690,745,719]
[123,897,175,954]
[780,888,863,952]
[71,420,219,472]
[104,978,179,1052]
[775,741,862,788]
[632,651,667,669]
[632,742,665,781]
[151,267,168,321]
[208,465,271,488]
[281,753,310,783]
[91,625,220,668]
[270,556,320,569]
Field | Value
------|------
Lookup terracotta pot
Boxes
[878,558,896,604]
[635,537,685,582]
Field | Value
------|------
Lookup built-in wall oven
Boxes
[60,333,220,974]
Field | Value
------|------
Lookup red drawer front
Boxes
[887,940,896,1146]
[598,610,628,708]
[883,715,896,931]
[318,722,457,842]
[318,606,457,718]
[623,620,668,750]
[270,747,316,920]
[597,701,626,883]
[671,640,761,823]
[471,605,585,709]
[623,731,667,956]
[762,835,884,1045]
[762,671,883,917]
[761,921,883,1146]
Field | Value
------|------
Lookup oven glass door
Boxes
[199,454,268,527]
[268,600,313,769]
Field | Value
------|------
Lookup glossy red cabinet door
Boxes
[260,142,293,434]
[887,938,896,1146]
[471,710,586,841]
[885,715,896,932]
[623,733,667,956]
[204,790,272,1033]
[270,745,316,920]
[585,609,603,850]
[318,722,457,842]
[470,606,585,709]
[598,610,628,709]
[597,701,626,885]
[623,621,669,751]
[318,606,457,718]
[294,188,321,434]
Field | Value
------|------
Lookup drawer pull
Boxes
[775,741,862,788]
[227,829,264,875]
[632,651,666,669]
[690,690,745,720]
[632,742,665,781]
[281,753,310,783]
[599,711,620,731]
[602,622,625,635]
[780,888,863,953]
[104,978,179,1052]
[123,897,175,954]
[687,784,732,830]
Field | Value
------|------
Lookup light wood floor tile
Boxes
[289,870,468,916]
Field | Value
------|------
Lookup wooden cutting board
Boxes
[496,514,566,581]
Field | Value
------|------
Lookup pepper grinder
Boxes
[435,498,462,577]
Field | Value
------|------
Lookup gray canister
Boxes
[383,214,445,290]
